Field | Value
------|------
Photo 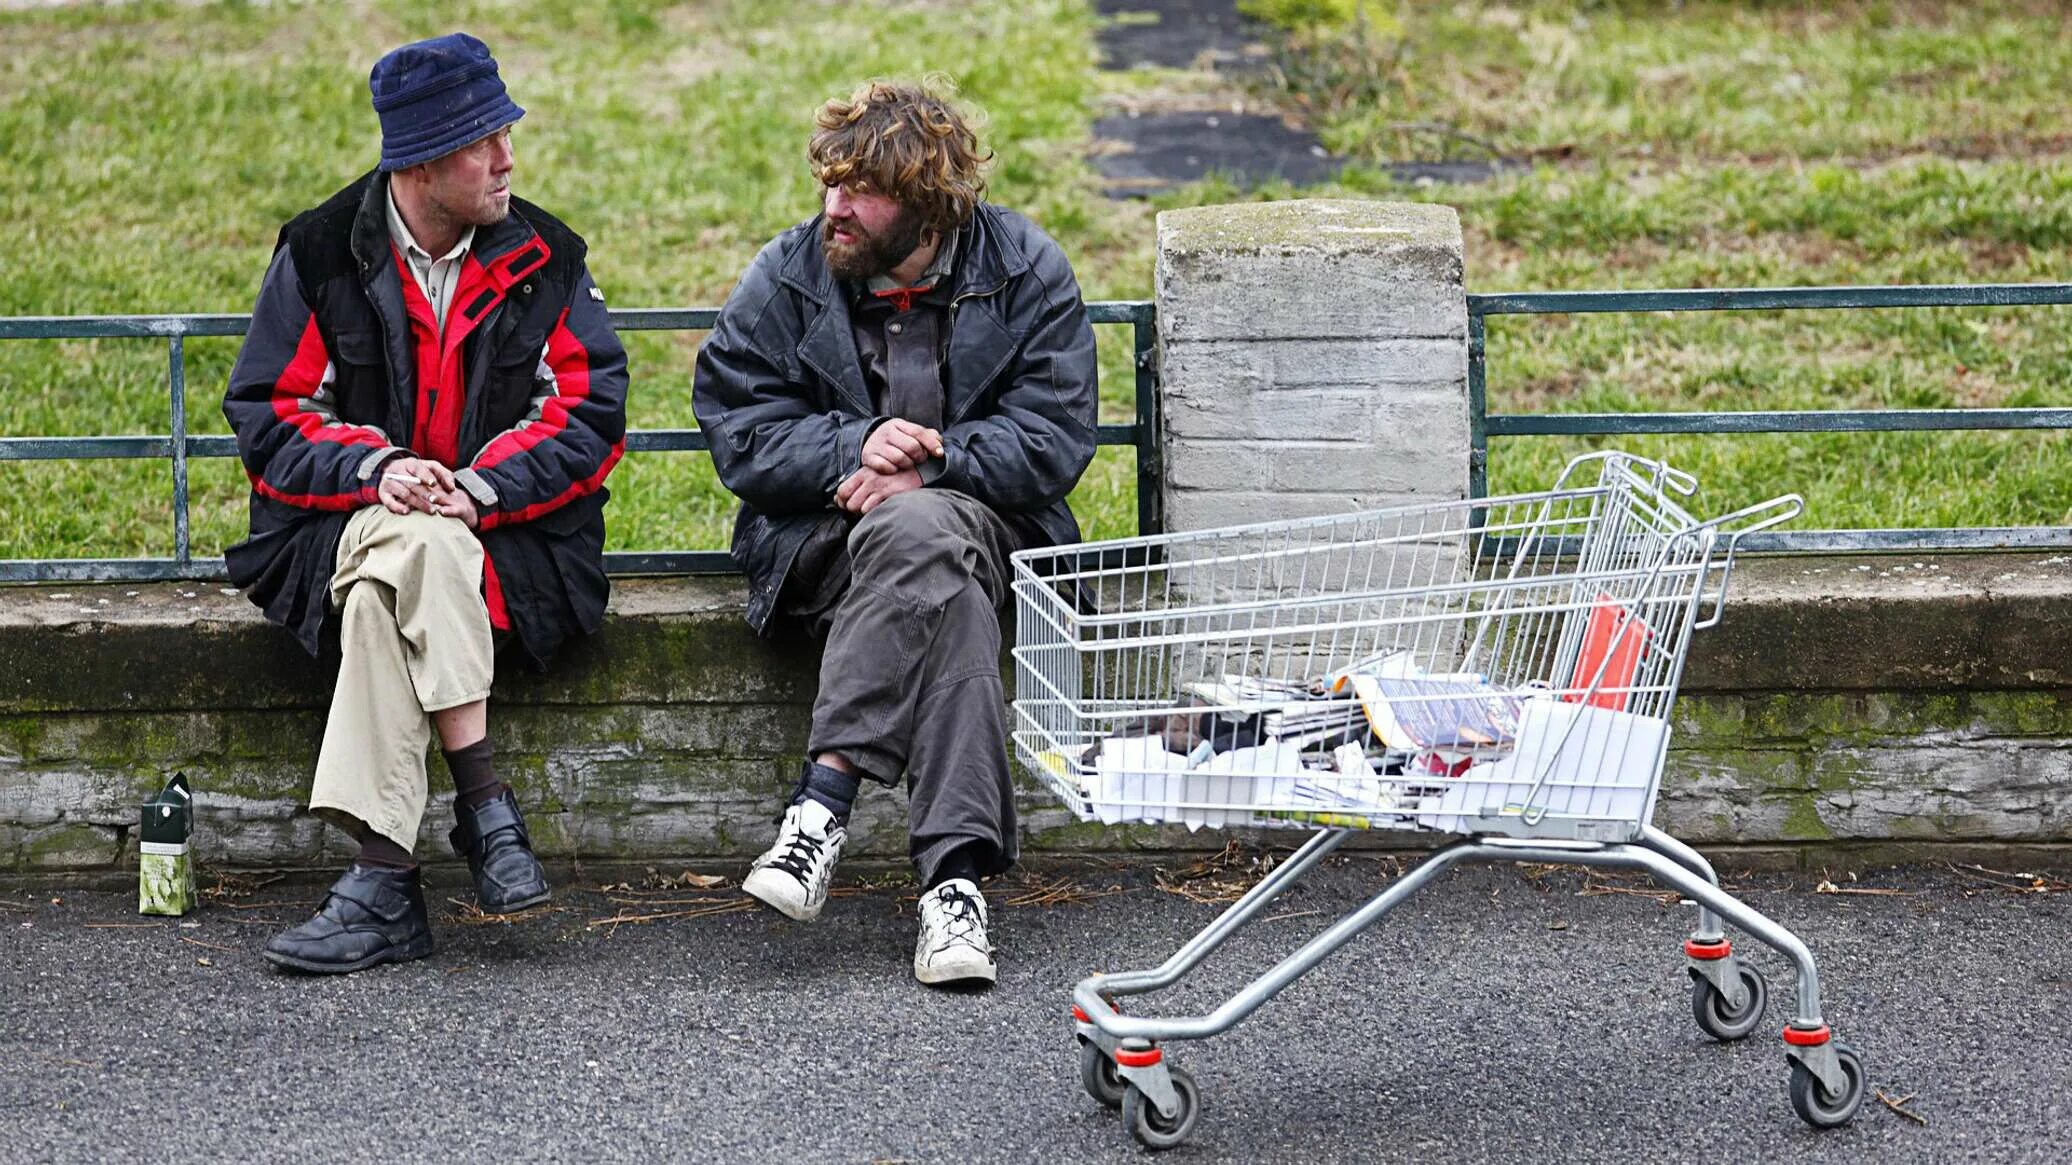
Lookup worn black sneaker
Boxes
[263,864,432,974]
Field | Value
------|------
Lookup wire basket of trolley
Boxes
[1010,451,1863,1151]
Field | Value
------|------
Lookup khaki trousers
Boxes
[307,507,494,851]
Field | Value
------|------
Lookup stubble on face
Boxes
[821,202,926,281]
[420,129,513,233]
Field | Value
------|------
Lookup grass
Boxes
[0,0,1146,560]
[3,0,2071,561]
[1211,0,2072,525]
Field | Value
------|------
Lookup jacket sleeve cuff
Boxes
[453,468,500,509]
[833,415,878,497]
[356,447,408,482]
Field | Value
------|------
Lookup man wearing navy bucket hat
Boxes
[223,33,628,974]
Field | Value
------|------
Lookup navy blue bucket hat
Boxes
[369,32,525,172]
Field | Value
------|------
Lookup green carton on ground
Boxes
[139,773,194,916]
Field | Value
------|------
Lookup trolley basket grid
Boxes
[1009,452,1865,1149]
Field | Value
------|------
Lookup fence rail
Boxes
[0,302,1158,582]
[10,280,2072,583]
[1466,282,2072,553]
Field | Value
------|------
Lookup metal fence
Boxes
[10,281,2072,582]
[1468,283,2072,552]
[0,302,1159,582]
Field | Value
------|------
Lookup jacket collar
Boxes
[349,171,551,289]
[776,203,1026,307]
[778,204,1028,416]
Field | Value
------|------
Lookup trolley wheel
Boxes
[1122,1065,1201,1152]
[1077,1038,1126,1109]
[1690,963,1769,1042]
[1788,1042,1866,1129]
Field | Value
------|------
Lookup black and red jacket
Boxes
[222,171,628,665]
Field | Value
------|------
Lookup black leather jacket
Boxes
[693,203,1099,632]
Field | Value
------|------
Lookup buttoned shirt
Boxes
[384,185,474,334]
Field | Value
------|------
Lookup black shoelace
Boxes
[768,831,826,881]
[929,884,986,950]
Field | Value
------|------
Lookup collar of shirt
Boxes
[384,184,474,269]
[384,183,475,334]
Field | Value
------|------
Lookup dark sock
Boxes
[355,829,417,872]
[926,842,988,891]
[444,738,507,809]
[790,759,861,824]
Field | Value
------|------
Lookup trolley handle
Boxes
[1691,493,1805,630]
[1552,451,1699,498]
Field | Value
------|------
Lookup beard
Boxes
[821,205,928,280]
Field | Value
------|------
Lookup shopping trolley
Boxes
[1010,452,1862,1150]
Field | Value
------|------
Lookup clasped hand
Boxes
[837,419,944,515]
[377,457,479,528]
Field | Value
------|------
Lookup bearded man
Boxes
[693,80,1098,987]
[223,33,627,974]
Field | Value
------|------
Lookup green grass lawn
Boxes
[2,0,2069,563]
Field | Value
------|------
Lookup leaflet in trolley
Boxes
[1011,453,1867,1150]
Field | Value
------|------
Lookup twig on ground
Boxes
[200,873,286,903]
[1877,1089,1929,1126]
[999,872,1128,908]
[1153,840,1283,905]
[0,900,38,912]
[207,900,303,911]
[586,900,757,932]
[83,921,162,929]
[176,934,237,953]
[1578,878,1682,906]
[597,869,730,895]
[1262,908,1321,924]
[30,1052,101,1070]
[1950,863,2071,894]
[603,894,736,908]
[445,898,569,925]
[1815,880,1914,897]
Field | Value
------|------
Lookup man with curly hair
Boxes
[694,80,1097,987]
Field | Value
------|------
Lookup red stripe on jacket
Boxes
[249,472,378,512]
[473,306,617,529]
[270,316,388,451]
[473,307,588,471]
[478,441,624,529]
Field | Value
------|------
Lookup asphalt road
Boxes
[3,854,2067,1163]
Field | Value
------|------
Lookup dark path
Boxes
[4,859,2067,1161]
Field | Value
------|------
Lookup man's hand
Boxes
[429,486,480,529]
[377,457,455,516]
[860,419,944,474]
[836,466,923,515]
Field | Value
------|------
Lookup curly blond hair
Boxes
[808,78,990,236]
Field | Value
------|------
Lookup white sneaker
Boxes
[742,800,846,921]
[914,878,997,987]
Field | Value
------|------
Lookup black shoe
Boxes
[449,787,550,913]
[263,864,432,974]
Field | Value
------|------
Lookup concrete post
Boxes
[1153,199,1469,531]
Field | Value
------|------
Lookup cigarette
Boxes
[382,471,430,484]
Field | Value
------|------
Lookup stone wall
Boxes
[4,553,2068,873]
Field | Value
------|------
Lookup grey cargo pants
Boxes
[790,489,1022,886]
